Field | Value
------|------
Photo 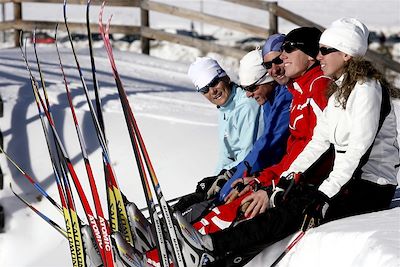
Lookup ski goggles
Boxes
[262,54,283,70]
[282,41,305,53]
[197,76,221,94]
[242,72,268,93]
[319,46,339,56]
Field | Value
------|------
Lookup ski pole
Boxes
[270,213,315,267]
[269,230,305,267]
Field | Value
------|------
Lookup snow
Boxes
[0,1,400,267]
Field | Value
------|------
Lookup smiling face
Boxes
[317,45,350,80]
[202,76,232,106]
[245,82,275,105]
[264,51,289,85]
[280,49,316,79]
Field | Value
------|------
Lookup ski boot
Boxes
[126,202,156,253]
[81,225,103,267]
[112,231,148,267]
[173,211,215,266]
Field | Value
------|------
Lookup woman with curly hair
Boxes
[281,17,399,224]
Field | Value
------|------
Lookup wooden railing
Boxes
[0,0,399,74]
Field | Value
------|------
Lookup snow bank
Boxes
[247,207,400,267]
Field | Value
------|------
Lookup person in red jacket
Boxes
[193,27,331,236]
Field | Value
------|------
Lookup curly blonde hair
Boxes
[327,57,400,109]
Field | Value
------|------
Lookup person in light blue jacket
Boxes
[187,57,262,174]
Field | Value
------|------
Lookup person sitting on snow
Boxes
[217,34,292,203]
[174,19,399,267]
[187,57,262,176]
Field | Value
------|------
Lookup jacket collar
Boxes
[289,64,322,95]
[335,74,345,87]
[218,83,238,110]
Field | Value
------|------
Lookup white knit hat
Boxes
[319,18,369,57]
[187,57,227,91]
[239,49,274,87]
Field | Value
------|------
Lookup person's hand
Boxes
[224,177,254,203]
[268,172,303,208]
[302,190,330,231]
[240,190,269,218]
[206,169,234,199]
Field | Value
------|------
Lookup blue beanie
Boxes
[261,33,285,57]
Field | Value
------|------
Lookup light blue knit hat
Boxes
[261,33,285,57]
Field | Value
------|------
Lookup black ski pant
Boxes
[209,178,396,265]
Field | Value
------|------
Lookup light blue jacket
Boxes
[215,83,262,173]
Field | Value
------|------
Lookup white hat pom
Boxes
[320,18,369,57]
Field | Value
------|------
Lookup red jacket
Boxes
[258,65,331,186]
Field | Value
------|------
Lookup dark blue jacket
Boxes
[218,84,292,201]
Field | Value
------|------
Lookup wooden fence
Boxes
[0,0,399,74]
[0,93,3,233]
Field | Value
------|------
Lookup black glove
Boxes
[269,172,303,208]
[302,190,330,231]
[196,175,219,196]
[206,169,235,198]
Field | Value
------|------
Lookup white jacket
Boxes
[283,76,399,198]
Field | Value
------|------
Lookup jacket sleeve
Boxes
[259,76,331,185]
[319,82,382,198]
[245,87,292,173]
[223,101,262,171]
[215,96,262,174]
[218,87,292,201]
[281,99,331,176]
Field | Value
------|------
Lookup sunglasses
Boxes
[242,72,268,93]
[319,47,339,56]
[197,76,221,94]
[282,41,305,53]
[263,55,283,70]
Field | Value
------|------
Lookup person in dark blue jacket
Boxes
[207,47,292,198]
[217,34,292,201]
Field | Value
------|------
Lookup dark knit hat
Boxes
[284,27,322,58]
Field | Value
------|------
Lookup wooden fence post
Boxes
[140,0,150,55]
[269,1,278,34]
[0,93,3,190]
[1,3,5,43]
[13,2,22,47]
[0,93,3,233]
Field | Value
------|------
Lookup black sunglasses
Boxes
[282,41,305,53]
[242,72,268,93]
[198,76,221,94]
[263,55,283,70]
[319,47,339,56]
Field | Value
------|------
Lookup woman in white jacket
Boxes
[281,18,400,225]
